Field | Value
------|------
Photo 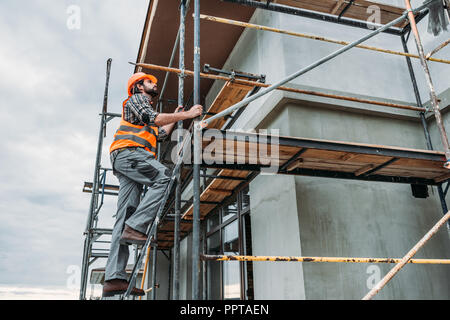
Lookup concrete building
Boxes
[84,0,450,300]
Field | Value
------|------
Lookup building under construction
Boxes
[80,0,450,300]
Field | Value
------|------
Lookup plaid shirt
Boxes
[110,93,168,165]
[123,93,168,141]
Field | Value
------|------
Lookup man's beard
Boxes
[144,86,159,98]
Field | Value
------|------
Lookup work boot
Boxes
[102,279,145,297]
[120,224,147,246]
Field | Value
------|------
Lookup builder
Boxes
[102,72,203,297]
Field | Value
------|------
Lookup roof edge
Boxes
[134,0,158,73]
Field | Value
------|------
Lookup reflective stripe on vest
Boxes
[109,119,158,157]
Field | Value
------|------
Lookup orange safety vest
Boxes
[109,100,159,158]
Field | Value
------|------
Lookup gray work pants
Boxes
[105,147,171,281]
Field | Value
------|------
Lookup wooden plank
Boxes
[340,153,360,161]
[159,221,192,233]
[373,158,448,179]
[354,164,376,176]
[435,172,450,183]
[203,129,446,158]
[293,160,363,173]
[376,165,446,176]
[274,1,406,15]
[373,166,444,179]
[287,158,304,171]
[343,5,399,25]
[273,0,408,27]
[300,149,394,165]
[203,81,253,129]
[202,141,299,162]
[331,0,346,14]
[382,158,446,170]
[282,152,447,179]
[206,188,233,196]
[352,0,404,14]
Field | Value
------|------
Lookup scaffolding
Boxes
[80,0,450,300]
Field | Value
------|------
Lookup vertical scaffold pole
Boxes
[401,34,449,223]
[173,0,186,300]
[192,0,202,300]
[150,234,158,300]
[79,58,112,300]
[404,0,450,167]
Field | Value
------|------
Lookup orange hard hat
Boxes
[127,72,158,96]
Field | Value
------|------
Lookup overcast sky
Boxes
[0,0,149,299]
[0,0,449,301]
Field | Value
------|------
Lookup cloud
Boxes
[0,0,149,290]
[0,285,79,300]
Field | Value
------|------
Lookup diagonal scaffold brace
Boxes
[362,210,450,300]
[404,0,450,168]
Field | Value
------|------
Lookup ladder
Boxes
[122,132,189,299]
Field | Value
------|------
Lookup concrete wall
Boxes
[286,102,450,299]
[249,107,305,299]
[248,102,450,299]
[206,6,449,126]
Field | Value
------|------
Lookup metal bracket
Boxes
[230,70,236,82]
[202,63,266,82]
[105,116,116,123]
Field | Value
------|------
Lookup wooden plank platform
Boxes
[201,130,449,183]
[270,0,412,28]
[202,80,254,129]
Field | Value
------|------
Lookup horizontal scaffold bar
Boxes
[201,254,450,264]
[133,62,425,112]
[199,14,450,65]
